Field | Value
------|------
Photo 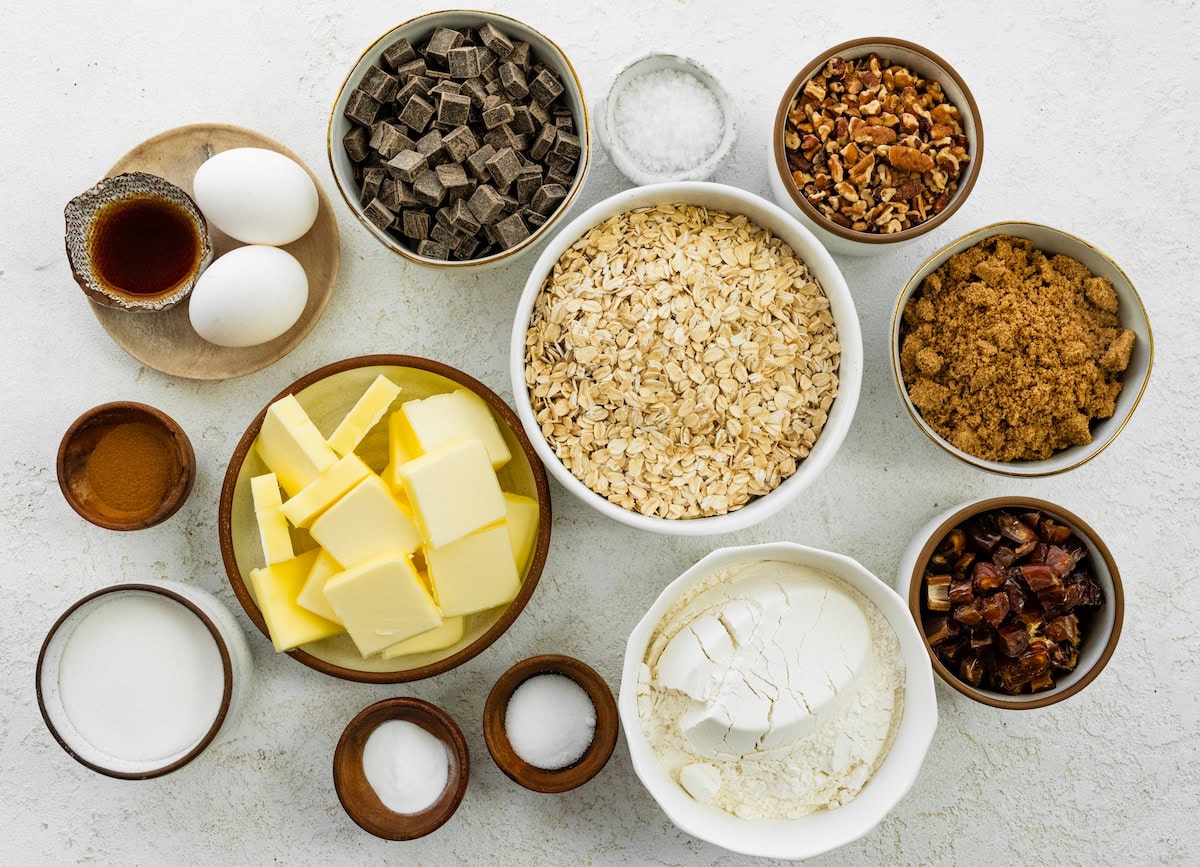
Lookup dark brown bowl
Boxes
[333,697,469,840]
[57,401,196,530]
[903,496,1123,710]
[771,36,983,248]
[217,354,552,683]
[483,654,618,793]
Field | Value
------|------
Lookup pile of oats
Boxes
[524,203,841,519]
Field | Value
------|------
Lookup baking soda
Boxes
[361,720,450,814]
[505,674,596,770]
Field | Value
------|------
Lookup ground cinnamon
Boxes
[85,421,178,515]
[900,234,1135,462]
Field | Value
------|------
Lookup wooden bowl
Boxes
[57,401,196,530]
[217,354,552,683]
[333,697,469,840]
[483,654,618,793]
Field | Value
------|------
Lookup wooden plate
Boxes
[93,124,340,380]
[217,355,552,683]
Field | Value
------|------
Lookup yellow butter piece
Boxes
[425,522,521,617]
[398,438,507,548]
[327,374,402,457]
[393,389,511,469]
[280,453,371,529]
[504,493,539,574]
[249,550,344,652]
[295,548,343,625]
[380,616,465,659]
[254,395,338,497]
[323,551,443,656]
[310,474,421,567]
[251,473,294,565]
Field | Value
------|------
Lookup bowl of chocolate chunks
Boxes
[898,496,1123,709]
[329,10,589,268]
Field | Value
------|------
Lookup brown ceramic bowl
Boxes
[218,354,552,683]
[483,654,618,793]
[899,496,1123,709]
[333,697,469,840]
[57,401,196,530]
[768,36,983,257]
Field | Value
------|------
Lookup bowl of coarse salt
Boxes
[597,53,737,185]
[619,542,938,860]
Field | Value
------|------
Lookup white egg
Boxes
[193,148,319,245]
[188,246,308,347]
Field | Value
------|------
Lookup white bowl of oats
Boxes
[510,182,861,534]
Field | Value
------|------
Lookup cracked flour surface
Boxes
[638,560,903,819]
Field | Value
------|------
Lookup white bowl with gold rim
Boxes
[891,221,1153,476]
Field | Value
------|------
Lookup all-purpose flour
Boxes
[637,560,905,820]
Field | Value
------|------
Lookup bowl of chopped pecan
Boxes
[898,496,1123,709]
[892,223,1153,476]
[769,37,982,256]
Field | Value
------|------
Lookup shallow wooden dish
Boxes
[91,123,340,380]
[57,401,195,530]
[218,354,552,683]
[333,697,469,840]
[483,654,618,793]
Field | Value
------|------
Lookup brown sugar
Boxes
[899,234,1135,462]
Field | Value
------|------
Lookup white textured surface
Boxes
[1,1,1197,863]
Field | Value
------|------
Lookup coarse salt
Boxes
[505,673,596,770]
[613,67,724,174]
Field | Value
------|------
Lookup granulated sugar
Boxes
[613,68,724,173]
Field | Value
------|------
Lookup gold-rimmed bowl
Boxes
[891,221,1153,476]
[328,10,589,269]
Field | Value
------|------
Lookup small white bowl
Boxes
[509,181,862,536]
[892,221,1153,475]
[596,53,737,186]
[37,580,252,779]
[619,542,938,860]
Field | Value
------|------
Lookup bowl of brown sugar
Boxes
[892,223,1152,476]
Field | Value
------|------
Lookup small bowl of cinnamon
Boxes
[57,401,196,530]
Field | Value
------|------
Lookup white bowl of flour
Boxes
[619,542,937,860]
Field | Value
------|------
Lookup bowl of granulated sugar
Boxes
[597,54,736,185]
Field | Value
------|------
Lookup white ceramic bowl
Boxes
[596,53,737,186]
[619,542,938,860]
[36,580,252,779]
[509,181,862,535]
[892,221,1153,475]
[767,37,983,257]
[328,10,590,269]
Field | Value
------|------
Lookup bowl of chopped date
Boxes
[328,10,589,268]
[892,223,1153,475]
[898,497,1123,709]
[769,37,982,256]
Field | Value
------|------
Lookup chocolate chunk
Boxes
[371,122,415,160]
[394,58,428,79]
[465,144,497,181]
[345,90,382,126]
[343,126,370,162]
[435,162,471,200]
[509,42,532,69]
[378,178,402,210]
[425,27,464,65]
[515,166,544,203]
[399,94,435,132]
[552,131,581,161]
[528,101,550,126]
[479,22,514,58]
[416,239,450,260]
[494,212,530,249]
[442,125,480,163]
[358,65,398,102]
[476,47,498,75]
[447,46,481,79]
[545,151,577,175]
[392,77,425,108]
[386,149,427,182]
[415,130,446,166]
[485,147,523,188]
[546,165,575,187]
[525,210,548,228]
[531,183,566,216]
[412,168,446,207]
[529,123,557,161]
[461,77,488,107]
[484,77,503,95]
[363,198,395,231]
[467,184,506,224]
[430,222,465,247]
[498,62,528,100]
[401,209,430,240]
[430,80,463,98]
[437,91,472,128]
[455,235,481,260]
[529,69,564,106]
[426,69,453,81]
[449,198,481,235]
[482,102,515,130]
[509,105,535,135]
[382,38,417,71]
[552,108,575,133]
[483,125,522,154]
[359,168,385,207]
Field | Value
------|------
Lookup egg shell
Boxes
[189,246,309,348]
[193,148,319,245]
